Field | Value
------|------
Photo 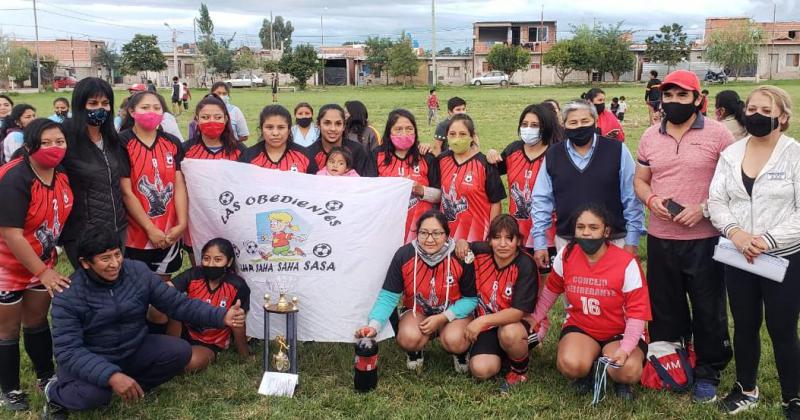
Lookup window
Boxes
[447,66,460,77]
[787,54,800,67]
[482,62,491,72]
[789,30,797,39]
[591,71,603,82]
[184,63,195,76]
[528,27,548,42]
[531,63,540,69]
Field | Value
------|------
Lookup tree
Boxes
[120,34,166,76]
[543,40,575,84]
[705,20,764,80]
[389,35,419,86]
[595,23,635,83]
[262,59,280,74]
[234,47,261,73]
[279,44,320,90]
[196,3,214,48]
[40,55,59,86]
[485,44,530,85]
[570,24,601,82]
[437,47,453,56]
[259,16,294,51]
[365,36,393,84]
[205,36,238,77]
[0,33,11,85]
[8,46,33,86]
[96,44,122,81]
[644,23,690,71]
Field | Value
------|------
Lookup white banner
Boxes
[182,159,411,342]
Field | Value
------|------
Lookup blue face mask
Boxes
[86,108,109,127]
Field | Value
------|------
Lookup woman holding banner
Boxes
[374,109,441,243]
[355,210,476,373]
[241,105,317,174]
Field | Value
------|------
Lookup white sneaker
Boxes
[406,351,424,371]
[453,353,469,373]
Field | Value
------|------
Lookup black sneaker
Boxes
[719,383,759,415]
[406,351,424,371]
[41,376,69,420]
[783,398,800,420]
[0,389,29,411]
[572,360,598,395]
[613,383,635,401]
[37,374,57,392]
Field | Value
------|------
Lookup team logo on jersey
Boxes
[525,169,533,180]
[220,299,228,308]
[254,209,312,262]
[138,160,175,217]
[504,285,513,297]
[509,181,532,220]
[165,153,175,168]
[290,163,299,172]
[413,165,420,174]
[464,170,473,184]
[441,181,468,222]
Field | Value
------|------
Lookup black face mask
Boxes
[594,103,605,115]
[576,238,605,255]
[565,125,596,147]
[662,102,697,124]
[202,265,227,281]
[296,117,313,128]
[744,112,779,137]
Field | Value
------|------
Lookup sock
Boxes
[509,355,529,374]
[407,351,423,360]
[23,324,54,380]
[742,386,758,398]
[455,351,468,363]
[0,338,21,392]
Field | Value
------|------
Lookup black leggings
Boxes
[726,251,800,402]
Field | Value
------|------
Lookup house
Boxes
[11,38,107,83]
[472,20,557,85]
[416,56,474,86]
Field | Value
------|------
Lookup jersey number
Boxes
[580,297,601,316]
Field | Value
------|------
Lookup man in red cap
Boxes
[633,69,734,403]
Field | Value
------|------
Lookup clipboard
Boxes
[713,238,789,283]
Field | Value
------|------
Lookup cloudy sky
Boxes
[1,0,798,52]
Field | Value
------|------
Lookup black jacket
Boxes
[61,119,128,241]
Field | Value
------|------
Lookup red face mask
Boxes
[198,121,226,139]
[30,146,66,168]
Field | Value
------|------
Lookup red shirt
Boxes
[374,148,441,243]
[597,110,625,142]
[183,138,244,161]
[120,129,184,250]
[438,152,506,241]
[427,94,439,110]
[240,142,317,174]
[0,158,73,291]
[548,244,651,341]
[471,242,538,324]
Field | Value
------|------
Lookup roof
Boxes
[705,17,800,45]
[474,21,556,26]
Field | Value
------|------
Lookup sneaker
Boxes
[0,389,29,411]
[719,383,758,415]
[693,380,718,403]
[452,353,469,374]
[37,374,57,392]
[42,377,69,420]
[613,383,635,401]
[572,360,597,395]
[500,371,528,393]
[783,398,800,420]
[406,351,424,371]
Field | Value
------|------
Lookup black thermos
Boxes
[354,337,378,392]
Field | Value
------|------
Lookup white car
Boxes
[224,74,265,88]
[471,71,509,86]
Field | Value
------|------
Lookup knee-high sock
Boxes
[23,324,54,380]
[509,355,529,374]
[0,338,21,392]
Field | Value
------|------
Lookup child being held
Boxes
[317,146,360,177]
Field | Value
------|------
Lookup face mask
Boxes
[520,127,542,145]
[449,136,471,154]
[198,121,226,139]
[202,265,227,281]
[86,107,109,127]
[576,237,605,255]
[390,134,415,150]
[296,117,313,128]
[30,146,66,168]
[744,112,779,138]
[220,95,231,105]
[595,103,605,115]
[565,125,596,147]
[132,112,163,131]
[55,110,68,118]
[662,102,697,124]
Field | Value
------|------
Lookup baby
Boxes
[317,147,359,177]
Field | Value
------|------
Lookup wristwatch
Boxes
[701,203,710,218]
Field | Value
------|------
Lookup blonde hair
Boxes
[746,85,793,131]
[268,211,300,231]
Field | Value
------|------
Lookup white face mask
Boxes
[520,127,542,145]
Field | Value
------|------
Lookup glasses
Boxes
[417,230,446,240]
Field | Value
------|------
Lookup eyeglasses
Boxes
[417,230,446,240]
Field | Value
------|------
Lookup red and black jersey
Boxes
[382,243,476,316]
[240,142,318,174]
[182,137,245,161]
[374,147,441,243]
[0,157,73,291]
[438,151,506,242]
[498,141,555,248]
[548,244,651,341]
[172,268,251,350]
[120,129,184,250]
[471,241,538,322]
[306,139,377,176]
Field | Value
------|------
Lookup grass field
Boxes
[6,81,800,419]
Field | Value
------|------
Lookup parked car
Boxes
[53,76,77,89]
[224,74,265,88]
[470,71,509,86]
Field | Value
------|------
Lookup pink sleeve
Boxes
[619,318,647,355]
[532,286,559,324]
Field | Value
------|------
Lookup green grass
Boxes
[8,82,800,419]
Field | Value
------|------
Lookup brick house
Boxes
[472,20,557,85]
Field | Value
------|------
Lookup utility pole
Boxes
[320,10,325,87]
[270,11,275,55]
[32,0,42,91]
[539,3,544,86]
[164,23,178,80]
[431,0,437,86]
[769,2,776,80]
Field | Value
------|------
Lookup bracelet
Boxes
[34,266,49,278]
[645,194,658,210]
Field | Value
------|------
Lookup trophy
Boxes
[259,275,300,397]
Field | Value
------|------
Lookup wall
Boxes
[757,44,800,80]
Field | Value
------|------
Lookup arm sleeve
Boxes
[233,278,251,312]
[531,157,555,250]
[367,289,401,331]
[532,287,559,324]
[619,318,647,355]
[0,172,31,228]
[707,156,741,236]
[619,147,644,246]
[444,296,478,321]
[485,161,507,203]
[234,108,249,137]
[148,271,227,328]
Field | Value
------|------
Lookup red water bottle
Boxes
[354,337,378,392]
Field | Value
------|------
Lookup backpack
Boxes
[640,341,696,392]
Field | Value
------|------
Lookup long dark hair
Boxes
[259,104,294,145]
[563,203,612,260]
[194,94,237,154]
[415,210,450,238]
[6,104,36,130]
[120,91,165,132]
[202,237,236,268]
[69,77,118,149]
[582,88,605,102]
[487,214,522,244]
[315,104,346,142]
[344,100,369,141]
[518,104,562,146]
[382,109,421,167]
[14,118,65,159]
[715,90,746,126]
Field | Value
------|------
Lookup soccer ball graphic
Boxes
[325,200,344,211]
[245,241,259,255]
[219,191,235,206]
[313,243,332,258]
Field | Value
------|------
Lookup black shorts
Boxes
[647,100,661,111]
[560,325,648,355]
[617,112,625,121]
[181,328,221,355]
[470,321,530,358]
[126,242,184,275]
[0,284,48,305]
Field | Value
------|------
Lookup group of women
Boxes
[0,76,798,418]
